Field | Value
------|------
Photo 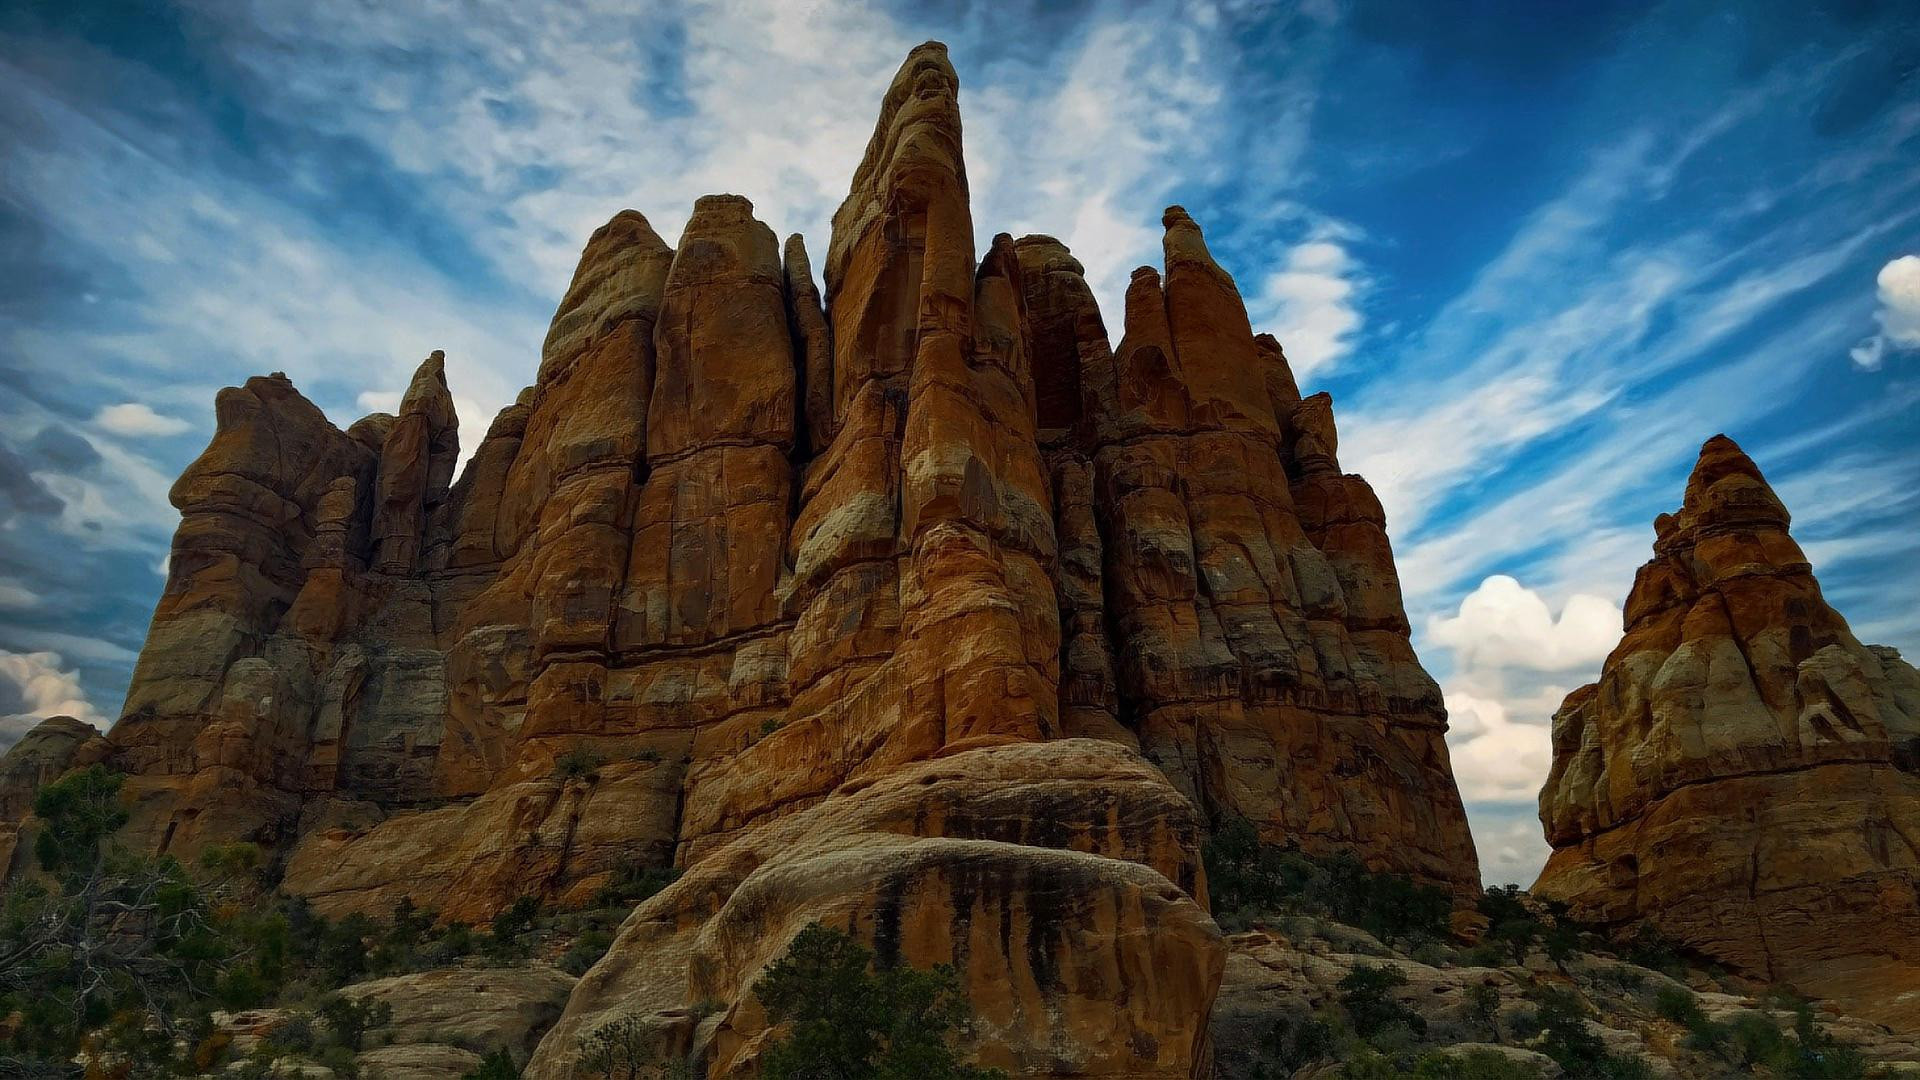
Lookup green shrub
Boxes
[1590,963,1645,994]
[490,894,542,948]
[1527,987,1605,1066]
[1337,964,1427,1039]
[1653,984,1704,1027]
[1338,1047,1401,1078]
[1465,982,1503,1037]
[577,1012,691,1079]
[1785,1002,1871,1078]
[1204,817,1453,943]
[1681,1004,1870,1079]
[754,922,1004,1079]
[555,744,603,780]
[1729,1011,1792,1066]
[318,1043,361,1077]
[1244,1010,1335,1075]
[1475,884,1583,965]
[594,864,682,908]
[561,928,616,975]
[264,1012,321,1056]
[1617,923,1685,976]
[463,1047,521,1079]
[318,993,392,1051]
[1520,986,1658,1080]
[30,765,128,878]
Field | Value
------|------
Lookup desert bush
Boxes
[1520,986,1657,1079]
[318,993,392,1051]
[754,922,1004,1079]
[1653,984,1705,1027]
[1204,817,1452,944]
[594,863,682,909]
[561,928,616,975]
[554,744,603,780]
[576,1012,689,1080]
[465,1047,521,1079]
[1337,964,1427,1039]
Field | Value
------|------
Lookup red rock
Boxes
[1535,434,1920,1031]
[0,39,1494,1078]
[370,352,459,575]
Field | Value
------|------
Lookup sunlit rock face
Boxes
[1,41,1483,1077]
[1535,434,1920,1032]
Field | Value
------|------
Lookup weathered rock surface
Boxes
[0,715,107,872]
[0,40,1485,1078]
[206,965,576,1080]
[1535,434,1920,1031]
[344,963,576,1066]
[524,741,1223,1079]
[1212,920,1920,1078]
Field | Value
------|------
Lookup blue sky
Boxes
[1,0,1916,885]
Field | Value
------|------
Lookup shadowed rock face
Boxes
[1534,434,1920,1031]
[1,41,1483,1077]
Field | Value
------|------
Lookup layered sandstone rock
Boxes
[0,40,1484,1078]
[524,741,1222,1079]
[1535,434,1920,1030]
[0,715,108,872]
[1015,215,1477,891]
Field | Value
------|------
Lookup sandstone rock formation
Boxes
[208,964,577,1079]
[0,715,108,871]
[1535,434,1920,1030]
[1210,920,1920,1078]
[0,40,1482,1077]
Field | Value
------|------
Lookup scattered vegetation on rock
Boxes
[0,768,607,1077]
[1204,816,1453,945]
[753,923,1005,1080]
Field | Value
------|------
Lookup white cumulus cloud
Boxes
[93,402,192,437]
[1425,575,1624,883]
[0,648,103,749]
[1851,254,1920,370]
[1444,687,1555,802]
[1427,574,1621,672]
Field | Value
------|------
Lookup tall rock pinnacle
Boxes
[1535,434,1920,1030]
[1,42,1491,1078]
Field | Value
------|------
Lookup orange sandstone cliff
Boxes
[1534,434,1920,1032]
[1,43,1481,1075]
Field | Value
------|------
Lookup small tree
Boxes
[577,1012,688,1080]
[754,923,1004,1080]
[465,1047,522,1079]
[1338,964,1427,1039]
[31,765,129,880]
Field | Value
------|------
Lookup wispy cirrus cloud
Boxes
[1247,233,1366,378]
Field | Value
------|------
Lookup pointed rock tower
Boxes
[1535,434,1920,1029]
[1,41,1489,1078]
